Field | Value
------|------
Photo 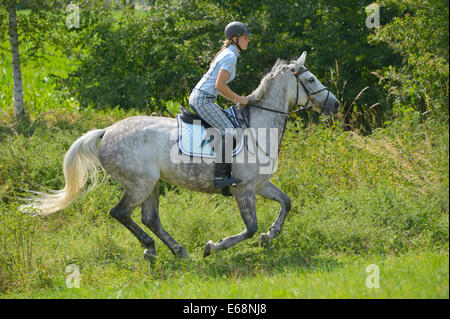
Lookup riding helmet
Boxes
[224,21,252,39]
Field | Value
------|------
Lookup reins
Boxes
[237,67,333,159]
[247,103,290,115]
[246,66,331,117]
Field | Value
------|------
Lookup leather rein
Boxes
[247,66,331,116]
[236,67,332,157]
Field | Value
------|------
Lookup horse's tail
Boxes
[21,129,107,216]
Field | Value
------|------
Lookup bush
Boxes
[369,0,449,120]
[65,1,234,112]
[63,0,397,132]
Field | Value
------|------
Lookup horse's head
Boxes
[290,52,340,116]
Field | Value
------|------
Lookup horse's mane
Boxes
[251,59,293,101]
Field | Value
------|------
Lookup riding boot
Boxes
[214,135,242,189]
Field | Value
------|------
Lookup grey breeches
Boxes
[188,88,235,136]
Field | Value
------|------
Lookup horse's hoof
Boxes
[258,233,272,247]
[178,250,190,258]
[144,248,157,262]
[173,245,190,258]
[203,240,215,258]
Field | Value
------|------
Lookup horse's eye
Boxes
[308,77,315,83]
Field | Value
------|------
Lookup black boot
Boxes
[214,135,242,189]
[214,162,242,188]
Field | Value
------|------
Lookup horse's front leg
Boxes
[255,181,291,246]
[204,188,257,257]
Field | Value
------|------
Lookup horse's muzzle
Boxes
[323,93,340,116]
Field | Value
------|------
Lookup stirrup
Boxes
[214,175,242,189]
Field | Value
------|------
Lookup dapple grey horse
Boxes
[22,52,339,259]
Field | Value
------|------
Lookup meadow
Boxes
[0,40,448,299]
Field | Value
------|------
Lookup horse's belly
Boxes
[159,160,216,193]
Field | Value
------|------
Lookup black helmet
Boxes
[224,21,252,39]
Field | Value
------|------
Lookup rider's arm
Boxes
[215,69,248,106]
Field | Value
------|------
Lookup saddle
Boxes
[176,106,245,159]
[179,107,211,128]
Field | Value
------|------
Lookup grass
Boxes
[2,251,448,299]
[0,34,448,299]
[0,112,447,298]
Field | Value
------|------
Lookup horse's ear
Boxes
[292,51,307,73]
[296,51,307,66]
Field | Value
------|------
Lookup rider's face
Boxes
[238,34,250,51]
[232,34,250,51]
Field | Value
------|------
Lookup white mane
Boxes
[251,59,294,101]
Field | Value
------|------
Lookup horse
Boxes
[22,51,340,260]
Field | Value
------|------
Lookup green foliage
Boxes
[0,37,78,115]
[2,0,447,130]
[369,0,449,120]
[61,0,399,130]
[64,1,234,112]
[0,1,68,59]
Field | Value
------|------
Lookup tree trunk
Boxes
[7,1,25,119]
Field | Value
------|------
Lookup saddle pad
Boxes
[177,107,244,158]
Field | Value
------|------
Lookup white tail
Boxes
[21,129,107,215]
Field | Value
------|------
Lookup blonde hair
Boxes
[211,39,233,65]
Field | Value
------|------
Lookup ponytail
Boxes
[211,39,233,65]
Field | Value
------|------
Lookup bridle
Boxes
[293,66,330,113]
[248,66,331,116]
[241,67,332,158]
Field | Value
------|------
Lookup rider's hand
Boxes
[238,96,249,106]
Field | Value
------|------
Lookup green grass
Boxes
[0,112,447,298]
[0,34,448,299]
[2,251,448,299]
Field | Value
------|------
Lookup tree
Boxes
[0,0,73,119]
[1,0,24,119]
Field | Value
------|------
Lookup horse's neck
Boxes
[248,84,289,143]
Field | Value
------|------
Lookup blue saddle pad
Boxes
[177,107,244,158]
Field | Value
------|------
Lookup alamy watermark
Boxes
[66,264,80,288]
[66,3,80,29]
[170,124,280,175]
[365,3,381,29]
[365,264,380,289]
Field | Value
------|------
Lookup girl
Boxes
[188,21,251,190]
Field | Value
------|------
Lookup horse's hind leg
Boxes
[110,187,157,260]
[255,181,291,246]
[141,181,189,258]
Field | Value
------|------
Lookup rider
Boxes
[188,21,251,190]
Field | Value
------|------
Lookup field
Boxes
[0,24,449,299]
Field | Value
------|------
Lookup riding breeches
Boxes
[188,88,235,136]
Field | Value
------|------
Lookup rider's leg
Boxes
[189,90,242,189]
[189,92,235,135]
[214,132,241,189]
